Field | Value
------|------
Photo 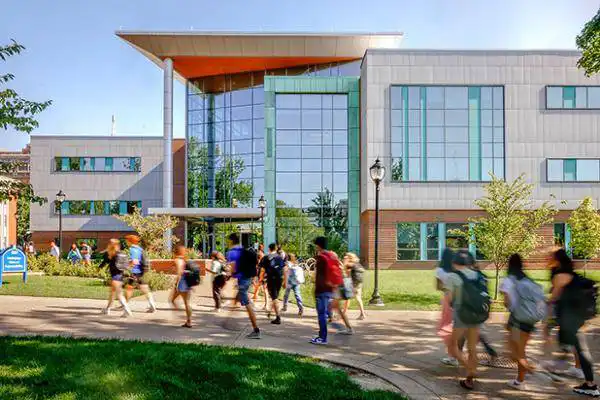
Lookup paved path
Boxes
[1,281,600,399]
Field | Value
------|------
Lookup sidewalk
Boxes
[0,281,598,399]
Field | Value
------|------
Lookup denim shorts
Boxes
[237,277,253,306]
[111,274,123,282]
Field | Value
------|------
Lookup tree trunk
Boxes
[494,265,500,300]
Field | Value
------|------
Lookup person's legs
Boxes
[282,286,291,311]
[573,331,594,383]
[104,280,116,312]
[114,281,131,316]
[479,332,498,358]
[238,278,260,338]
[269,279,281,323]
[293,284,303,314]
[450,327,468,369]
[182,292,192,327]
[332,298,352,331]
[355,285,366,319]
[139,283,157,312]
[315,293,331,341]
[170,287,181,308]
[213,275,225,310]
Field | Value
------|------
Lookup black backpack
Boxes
[115,252,130,272]
[238,247,258,278]
[562,274,598,321]
[184,260,202,287]
[455,270,491,325]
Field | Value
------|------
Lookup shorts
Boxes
[237,277,253,306]
[267,276,283,301]
[177,277,190,293]
[111,274,124,282]
[127,273,146,286]
[508,314,536,334]
[453,311,480,329]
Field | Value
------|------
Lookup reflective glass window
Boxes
[547,86,563,109]
[577,159,600,181]
[397,223,420,260]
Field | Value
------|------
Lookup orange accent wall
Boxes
[169,56,359,79]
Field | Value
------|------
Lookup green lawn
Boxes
[291,269,600,312]
[0,336,404,400]
[0,275,139,300]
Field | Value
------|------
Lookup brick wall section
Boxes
[32,231,134,251]
[172,138,186,242]
[360,209,599,270]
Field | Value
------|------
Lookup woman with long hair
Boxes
[99,239,132,317]
[342,252,366,320]
[436,248,456,366]
[169,245,193,328]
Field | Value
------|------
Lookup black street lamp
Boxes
[258,194,266,245]
[368,158,385,306]
[55,190,66,253]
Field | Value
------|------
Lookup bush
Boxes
[27,253,173,291]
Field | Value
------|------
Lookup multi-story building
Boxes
[29,32,600,267]
[29,135,186,250]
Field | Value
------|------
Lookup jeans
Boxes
[316,292,333,341]
[283,284,303,312]
[212,275,227,309]
[560,327,594,382]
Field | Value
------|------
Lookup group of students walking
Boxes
[436,247,599,397]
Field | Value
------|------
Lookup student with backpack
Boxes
[259,243,286,325]
[169,245,194,328]
[445,250,490,390]
[124,234,157,313]
[99,239,132,317]
[227,233,261,339]
[342,252,366,320]
[500,254,545,390]
[282,253,304,316]
[548,248,599,397]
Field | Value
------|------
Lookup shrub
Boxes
[142,270,174,291]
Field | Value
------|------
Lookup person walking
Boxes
[436,248,457,366]
[445,250,490,390]
[259,243,285,325]
[500,254,545,391]
[67,243,82,264]
[99,239,132,317]
[80,241,92,265]
[169,245,193,328]
[124,234,157,313]
[207,251,229,312]
[252,243,269,310]
[227,233,261,339]
[26,241,36,256]
[549,248,599,397]
[342,252,366,320]
[49,241,60,260]
[310,236,346,345]
[282,253,304,317]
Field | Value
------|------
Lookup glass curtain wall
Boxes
[275,93,349,257]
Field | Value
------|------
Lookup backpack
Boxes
[323,251,343,287]
[265,253,285,278]
[350,263,365,285]
[290,264,305,285]
[115,252,130,272]
[454,270,491,325]
[562,274,598,321]
[512,277,546,325]
[238,247,258,278]
[184,260,202,287]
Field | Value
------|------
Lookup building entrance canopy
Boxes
[147,207,264,223]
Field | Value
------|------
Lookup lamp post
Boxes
[55,190,66,253]
[258,194,266,245]
[369,158,385,306]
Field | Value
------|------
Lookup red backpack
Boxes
[322,251,343,287]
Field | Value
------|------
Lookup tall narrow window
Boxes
[396,223,421,260]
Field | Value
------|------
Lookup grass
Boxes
[0,275,139,300]
[288,269,600,312]
[0,336,404,400]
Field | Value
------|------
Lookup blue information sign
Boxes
[0,246,28,286]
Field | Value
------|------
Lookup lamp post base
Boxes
[368,293,385,307]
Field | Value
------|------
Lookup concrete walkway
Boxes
[1,281,599,399]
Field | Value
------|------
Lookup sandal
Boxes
[181,322,193,328]
[459,376,474,390]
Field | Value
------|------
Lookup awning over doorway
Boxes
[147,207,264,223]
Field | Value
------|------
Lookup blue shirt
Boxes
[227,245,243,279]
[130,245,143,274]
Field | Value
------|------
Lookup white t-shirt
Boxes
[499,276,517,311]
[435,267,451,286]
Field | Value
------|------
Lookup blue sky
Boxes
[2,0,598,150]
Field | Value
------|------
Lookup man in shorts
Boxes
[259,243,285,325]
[227,233,260,339]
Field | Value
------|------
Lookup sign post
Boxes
[0,246,28,286]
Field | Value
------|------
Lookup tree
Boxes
[116,208,179,258]
[577,8,600,76]
[16,194,30,243]
[307,189,349,255]
[276,200,325,258]
[568,197,600,276]
[460,174,557,299]
[1,40,51,204]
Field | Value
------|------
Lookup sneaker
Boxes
[298,309,303,318]
[146,306,157,313]
[573,383,600,397]
[337,328,354,335]
[310,337,327,345]
[506,379,527,391]
[567,367,586,380]
[271,317,281,325]
[101,308,111,315]
[246,330,261,340]
[357,314,365,321]
[441,357,459,367]
[281,306,288,312]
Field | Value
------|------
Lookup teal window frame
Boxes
[397,222,480,261]
[546,158,600,182]
[546,86,600,109]
[53,157,139,172]
[54,200,140,216]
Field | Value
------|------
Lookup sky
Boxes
[2,0,598,150]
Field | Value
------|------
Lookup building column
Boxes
[163,58,173,252]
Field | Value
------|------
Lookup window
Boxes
[426,223,439,260]
[390,85,504,181]
[445,223,469,252]
[54,200,141,215]
[54,157,140,172]
[547,158,600,182]
[546,86,600,109]
[396,223,420,260]
[554,223,566,247]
